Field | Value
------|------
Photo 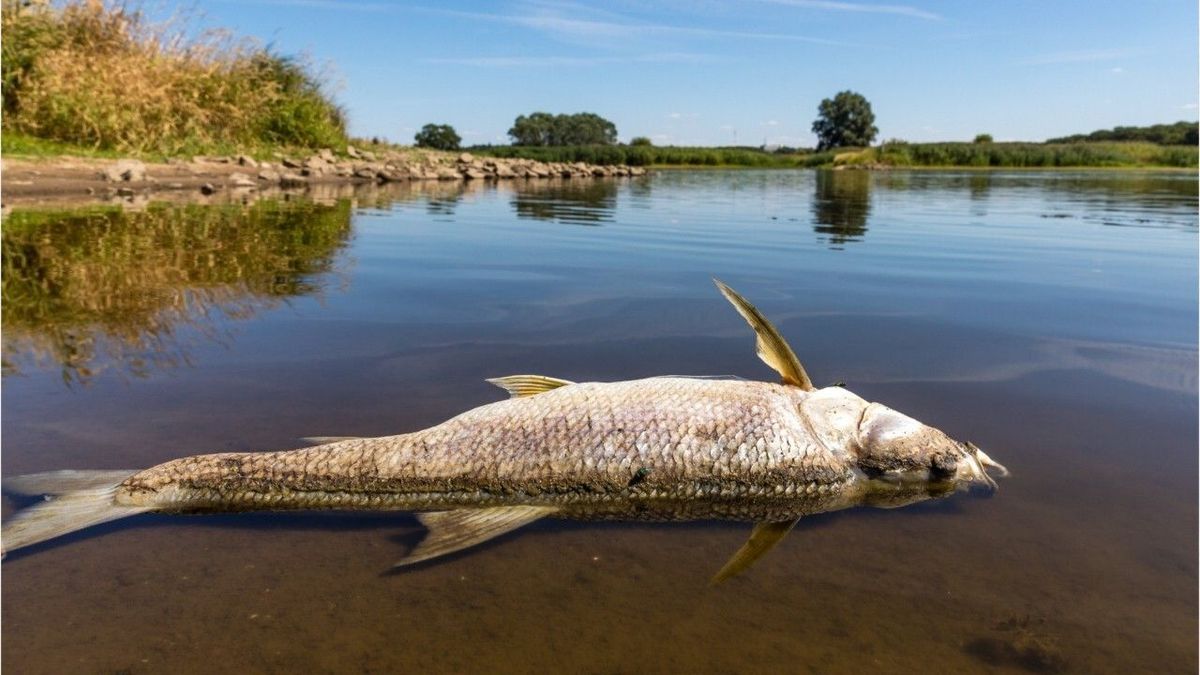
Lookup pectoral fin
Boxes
[713,279,813,390]
[396,505,558,568]
[486,375,575,398]
[710,518,800,585]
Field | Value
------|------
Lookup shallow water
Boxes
[3,170,1196,674]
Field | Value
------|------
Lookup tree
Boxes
[974,133,993,143]
[414,123,461,150]
[629,136,653,146]
[508,112,557,146]
[508,112,618,146]
[811,91,878,151]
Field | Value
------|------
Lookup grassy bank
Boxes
[867,140,1197,168]
[474,144,837,168]
[477,141,1196,169]
[2,0,347,156]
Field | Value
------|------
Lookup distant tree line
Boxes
[1047,121,1198,145]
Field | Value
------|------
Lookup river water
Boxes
[3,170,1196,674]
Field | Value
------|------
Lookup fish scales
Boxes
[115,378,855,517]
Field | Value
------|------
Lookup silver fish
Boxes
[2,280,1007,581]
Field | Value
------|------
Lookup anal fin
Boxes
[396,505,557,568]
[710,518,799,585]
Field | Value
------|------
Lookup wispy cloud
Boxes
[753,0,941,21]
[418,6,851,46]
[220,0,393,11]
[423,53,715,67]
[1020,48,1134,65]
[1182,103,1199,110]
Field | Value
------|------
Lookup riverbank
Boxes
[474,140,1198,170]
[0,148,646,207]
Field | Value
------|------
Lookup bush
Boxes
[973,134,993,143]
[1,0,347,154]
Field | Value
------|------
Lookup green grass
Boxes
[2,1,347,156]
[474,141,1196,169]
[2,132,130,159]
[472,144,835,168]
[872,141,1197,168]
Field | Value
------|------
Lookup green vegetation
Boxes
[2,131,130,158]
[414,123,461,150]
[812,91,878,150]
[1048,121,1198,145]
[2,199,353,383]
[973,134,993,144]
[2,0,347,156]
[871,140,1197,168]
[475,144,837,167]
[630,136,653,147]
[508,112,618,146]
[475,140,1194,169]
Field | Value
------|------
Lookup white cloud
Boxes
[419,6,851,46]
[1181,103,1199,110]
[753,0,941,21]
[422,53,713,67]
[1110,67,1124,74]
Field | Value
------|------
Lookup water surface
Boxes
[3,170,1196,674]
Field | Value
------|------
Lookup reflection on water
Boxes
[511,178,619,225]
[1,170,1196,674]
[811,170,871,246]
[2,200,352,384]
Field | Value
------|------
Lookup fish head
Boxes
[853,401,1008,503]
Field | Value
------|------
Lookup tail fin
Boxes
[2,470,150,555]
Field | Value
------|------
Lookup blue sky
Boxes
[191,0,1198,146]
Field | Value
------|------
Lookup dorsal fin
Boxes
[395,506,558,568]
[298,436,364,446]
[713,279,813,390]
[486,375,575,398]
[710,518,800,585]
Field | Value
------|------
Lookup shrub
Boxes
[1,0,347,154]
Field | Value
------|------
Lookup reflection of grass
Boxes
[2,199,352,384]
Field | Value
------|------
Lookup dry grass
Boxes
[2,0,347,155]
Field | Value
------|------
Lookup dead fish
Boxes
[1,280,1007,581]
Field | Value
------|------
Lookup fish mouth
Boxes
[959,442,1009,493]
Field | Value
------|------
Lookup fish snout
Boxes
[957,443,1009,494]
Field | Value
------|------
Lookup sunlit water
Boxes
[3,170,1196,674]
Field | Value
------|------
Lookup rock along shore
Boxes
[0,147,646,205]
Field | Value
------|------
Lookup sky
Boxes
[181,0,1198,147]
